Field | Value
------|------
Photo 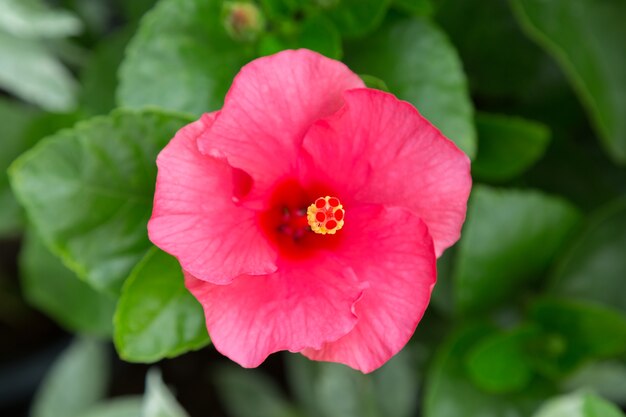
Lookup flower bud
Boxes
[222,2,265,42]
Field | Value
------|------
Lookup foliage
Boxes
[2,0,626,415]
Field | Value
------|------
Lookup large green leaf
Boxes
[284,354,321,417]
[563,361,626,405]
[466,326,538,394]
[0,0,82,38]
[9,109,191,294]
[20,111,81,148]
[0,97,39,236]
[76,398,144,417]
[454,186,581,314]
[324,0,389,38]
[0,30,77,111]
[296,15,342,60]
[257,15,342,60]
[372,349,418,417]
[393,0,433,16]
[423,324,551,417]
[214,366,299,417]
[551,200,626,313]
[142,369,190,417]
[79,28,133,116]
[511,0,626,163]
[31,338,110,417]
[116,0,158,22]
[430,248,456,316]
[533,392,625,417]
[436,0,544,97]
[473,113,550,182]
[2,110,81,236]
[114,248,209,362]
[313,362,378,417]
[117,0,253,115]
[20,228,116,336]
[344,16,476,158]
[524,133,626,213]
[529,298,626,376]
[284,349,417,417]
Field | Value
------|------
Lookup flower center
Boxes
[276,205,311,240]
[307,196,345,235]
[258,180,344,259]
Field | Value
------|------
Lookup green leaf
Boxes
[423,324,552,417]
[117,0,254,116]
[76,398,144,417]
[0,0,82,38]
[359,74,389,92]
[285,349,417,417]
[473,113,551,182]
[0,97,39,236]
[324,0,389,38]
[20,111,81,148]
[523,133,626,213]
[551,200,626,313]
[430,247,456,316]
[20,228,116,336]
[466,326,538,394]
[2,110,81,234]
[393,0,433,16]
[214,365,299,417]
[563,361,626,405]
[31,338,110,417]
[258,15,342,60]
[297,15,342,60]
[79,28,133,116]
[9,109,191,294]
[314,362,377,417]
[114,248,209,362]
[511,0,626,163]
[436,0,545,97]
[142,369,190,417]
[454,186,581,314]
[284,354,322,417]
[583,394,626,417]
[116,0,158,22]
[344,16,476,158]
[257,32,289,57]
[370,349,418,417]
[529,298,626,376]
[0,31,77,111]
[533,392,625,417]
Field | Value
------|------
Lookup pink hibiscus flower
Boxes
[148,49,471,373]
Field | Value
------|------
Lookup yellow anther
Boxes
[307,196,345,235]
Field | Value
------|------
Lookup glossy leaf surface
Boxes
[511,0,626,163]
[114,248,209,362]
[454,186,581,313]
[10,110,190,294]
[345,16,476,157]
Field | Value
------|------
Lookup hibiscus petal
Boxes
[302,205,436,373]
[299,88,471,256]
[185,257,365,368]
[197,49,364,202]
[148,113,277,284]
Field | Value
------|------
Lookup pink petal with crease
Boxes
[185,256,365,368]
[148,113,277,284]
[298,88,471,256]
[198,49,364,204]
[302,205,436,373]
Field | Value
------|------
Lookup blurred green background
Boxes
[1,0,626,416]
